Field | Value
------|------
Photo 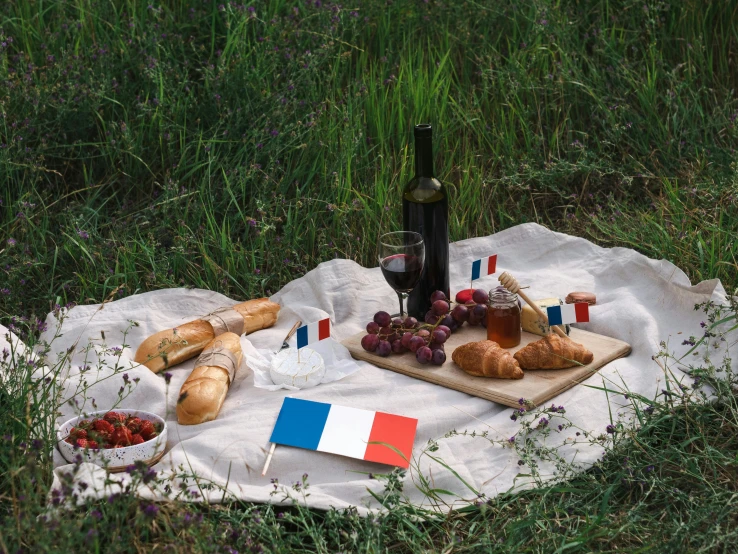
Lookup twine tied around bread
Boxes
[201,307,245,336]
[196,344,240,383]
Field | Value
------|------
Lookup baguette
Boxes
[177,332,242,425]
[135,298,279,373]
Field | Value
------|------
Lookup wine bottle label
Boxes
[196,345,240,383]
[202,307,245,336]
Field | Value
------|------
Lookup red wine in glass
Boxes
[378,232,425,317]
[380,254,424,292]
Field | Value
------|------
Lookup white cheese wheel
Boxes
[269,347,326,389]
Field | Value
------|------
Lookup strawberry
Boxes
[126,417,142,434]
[110,426,133,447]
[77,419,92,430]
[103,411,126,424]
[131,434,145,445]
[92,419,115,435]
[87,440,99,449]
[139,420,157,441]
[75,438,90,448]
[69,427,87,440]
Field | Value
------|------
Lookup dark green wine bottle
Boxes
[402,124,450,319]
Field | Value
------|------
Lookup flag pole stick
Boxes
[261,442,276,476]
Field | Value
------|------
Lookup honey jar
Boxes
[486,286,521,348]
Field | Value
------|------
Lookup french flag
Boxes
[296,318,330,349]
[471,255,497,281]
[269,398,418,468]
[546,303,590,326]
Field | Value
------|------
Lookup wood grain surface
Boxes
[341,326,632,408]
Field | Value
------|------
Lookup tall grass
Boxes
[1,0,738,551]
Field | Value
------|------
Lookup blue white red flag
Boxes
[547,303,590,325]
[471,255,497,281]
[295,318,330,349]
[269,398,418,468]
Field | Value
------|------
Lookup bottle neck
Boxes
[414,135,434,177]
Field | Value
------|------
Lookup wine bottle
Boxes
[403,124,449,318]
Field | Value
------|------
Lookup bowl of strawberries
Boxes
[56,409,167,472]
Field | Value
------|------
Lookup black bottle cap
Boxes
[414,124,432,138]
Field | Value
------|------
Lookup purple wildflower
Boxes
[77,229,89,240]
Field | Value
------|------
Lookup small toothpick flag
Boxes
[296,318,331,349]
[546,303,590,326]
[471,255,497,284]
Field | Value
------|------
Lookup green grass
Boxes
[1,0,738,551]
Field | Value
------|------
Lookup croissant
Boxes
[452,340,524,379]
[513,333,593,370]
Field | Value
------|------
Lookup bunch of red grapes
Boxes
[361,288,492,365]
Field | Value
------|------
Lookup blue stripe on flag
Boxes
[547,305,563,326]
[296,326,309,349]
[269,398,331,450]
[471,259,481,281]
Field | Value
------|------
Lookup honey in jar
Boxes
[486,286,521,348]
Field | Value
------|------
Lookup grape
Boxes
[424,311,440,324]
[401,332,414,349]
[429,341,444,352]
[430,290,447,303]
[376,340,392,357]
[409,336,426,353]
[391,317,404,328]
[451,305,469,323]
[416,346,432,364]
[472,303,488,320]
[467,311,480,326]
[432,329,447,344]
[431,349,446,365]
[472,289,489,304]
[481,315,488,328]
[403,316,418,329]
[447,320,460,332]
[416,329,431,340]
[391,339,404,354]
[366,321,380,334]
[431,300,450,316]
[440,314,454,328]
[436,325,451,339]
[361,334,380,352]
[373,311,392,327]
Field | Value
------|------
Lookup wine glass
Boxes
[378,231,425,318]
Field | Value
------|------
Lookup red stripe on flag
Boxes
[574,302,589,322]
[363,412,417,468]
[318,318,330,340]
[487,255,497,275]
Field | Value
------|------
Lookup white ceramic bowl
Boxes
[56,409,167,473]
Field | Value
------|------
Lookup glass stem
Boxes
[397,292,406,318]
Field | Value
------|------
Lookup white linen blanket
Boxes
[23,223,732,512]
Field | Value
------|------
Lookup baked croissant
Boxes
[452,340,524,379]
[513,333,593,370]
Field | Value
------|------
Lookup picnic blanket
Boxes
[13,223,732,513]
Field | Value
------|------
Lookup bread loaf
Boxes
[177,332,242,425]
[135,298,279,373]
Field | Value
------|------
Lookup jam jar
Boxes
[486,286,521,348]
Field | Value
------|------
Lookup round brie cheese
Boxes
[269,347,326,389]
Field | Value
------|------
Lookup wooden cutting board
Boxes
[341,326,631,408]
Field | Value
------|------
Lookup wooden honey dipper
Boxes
[498,272,567,338]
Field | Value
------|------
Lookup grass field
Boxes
[1,0,738,551]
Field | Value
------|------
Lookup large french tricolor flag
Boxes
[471,255,497,281]
[296,318,330,349]
[547,303,590,325]
[269,398,418,468]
